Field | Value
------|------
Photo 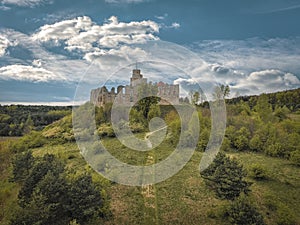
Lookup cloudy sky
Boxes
[1,0,300,104]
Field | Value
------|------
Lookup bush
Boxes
[249,134,264,152]
[248,163,268,180]
[290,150,300,166]
[97,124,115,137]
[220,137,231,152]
[10,132,46,152]
[265,143,287,158]
[223,196,265,225]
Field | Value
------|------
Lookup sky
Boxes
[0,0,300,105]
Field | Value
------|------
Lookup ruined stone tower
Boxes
[90,69,179,107]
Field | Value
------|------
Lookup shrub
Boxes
[223,196,265,225]
[249,134,264,152]
[248,163,268,180]
[290,150,300,166]
[220,137,231,152]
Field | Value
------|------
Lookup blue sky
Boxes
[1,0,300,104]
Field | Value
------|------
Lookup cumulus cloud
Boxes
[0,65,67,82]
[33,16,159,52]
[0,35,14,56]
[1,0,52,7]
[192,37,300,76]
[242,69,300,93]
[84,46,148,70]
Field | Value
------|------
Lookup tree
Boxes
[11,151,34,183]
[201,152,251,200]
[223,196,265,225]
[189,90,200,105]
[135,83,160,119]
[23,114,34,135]
[147,104,161,120]
[67,175,103,224]
[213,84,230,100]
[11,154,108,225]
[18,154,64,207]
[254,94,274,123]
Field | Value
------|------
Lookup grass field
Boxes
[1,135,298,225]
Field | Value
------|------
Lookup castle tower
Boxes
[130,68,147,86]
[130,69,142,84]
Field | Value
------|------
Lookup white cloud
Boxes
[155,13,168,20]
[244,69,300,92]
[84,46,148,70]
[192,37,300,76]
[170,22,180,29]
[1,0,52,7]
[32,59,43,67]
[33,16,160,52]
[33,16,93,43]
[0,65,67,82]
[0,35,14,56]
[159,22,181,29]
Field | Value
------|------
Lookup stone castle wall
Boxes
[90,69,179,107]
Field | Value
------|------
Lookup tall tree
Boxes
[213,84,230,100]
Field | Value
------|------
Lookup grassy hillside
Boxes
[1,138,299,225]
[1,89,300,225]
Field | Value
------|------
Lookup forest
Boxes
[0,88,299,225]
[0,105,72,136]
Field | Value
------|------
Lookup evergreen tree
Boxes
[201,152,251,200]
[11,151,34,183]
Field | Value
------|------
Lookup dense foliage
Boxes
[0,105,71,136]
[10,152,109,225]
[222,196,265,225]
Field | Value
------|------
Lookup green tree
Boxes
[23,114,34,135]
[189,90,200,105]
[213,84,230,100]
[11,154,107,225]
[254,94,274,123]
[135,83,160,119]
[201,152,251,200]
[11,151,34,183]
[223,196,265,225]
[147,104,161,120]
[67,174,103,224]
[18,154,64,207]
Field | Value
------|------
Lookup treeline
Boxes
[0,105,72,136]
[225,88,300,111]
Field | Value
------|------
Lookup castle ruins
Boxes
[90,69,179,107]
